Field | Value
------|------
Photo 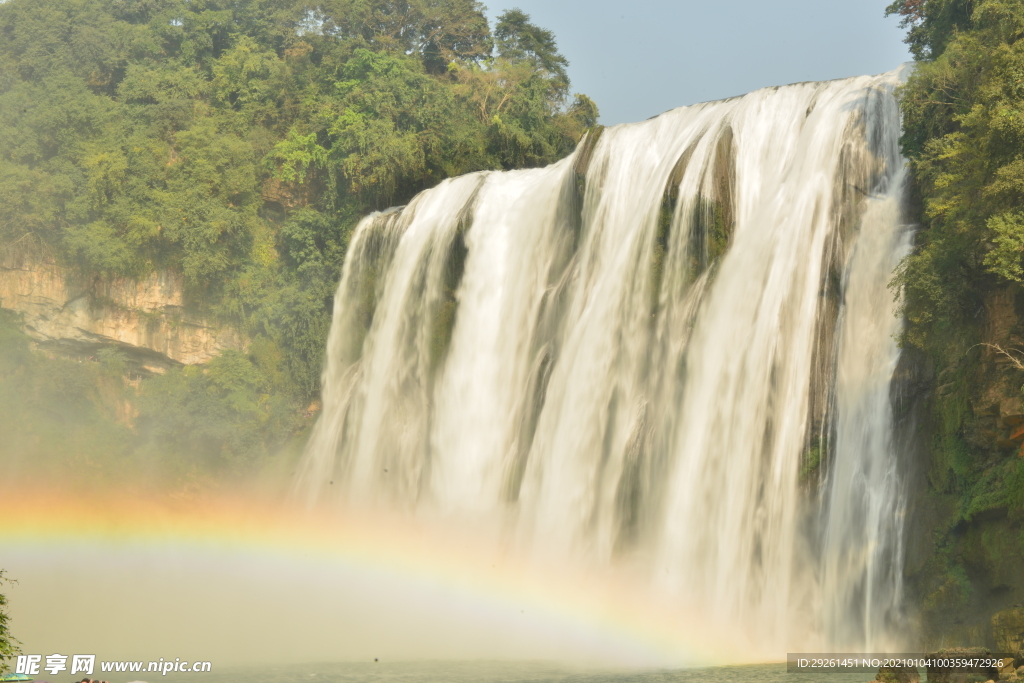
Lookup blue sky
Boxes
[486,0,912,125]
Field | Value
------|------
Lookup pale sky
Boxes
[487,0,913,125]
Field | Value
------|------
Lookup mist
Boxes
[2,496,722,672]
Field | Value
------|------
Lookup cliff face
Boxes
[0,258,244,372]
[902,284,1024,650]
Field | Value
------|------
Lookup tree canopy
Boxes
[0,0,598,486]
[892,0,1024,351]
[886,0,976,60]
[0,0,598,403]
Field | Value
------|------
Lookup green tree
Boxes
[0,0,600,483]
[0,570,20,673]
[892,0,1024,351]
[886,0,976,60]
[416,0,492,73]
[494,8,569,103]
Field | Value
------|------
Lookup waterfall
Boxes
[295,68,914,652]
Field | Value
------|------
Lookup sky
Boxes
[486,0,913,126]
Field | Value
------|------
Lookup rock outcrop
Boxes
[924,648,1002,683]
[0,257,244,372]
[993,608,1024,654]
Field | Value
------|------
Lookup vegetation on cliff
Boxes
[888,0,1024,641]
[0,0,597,482]
[0,570,17,674]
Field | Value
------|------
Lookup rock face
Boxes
[925,648,1001,683]
[0,258,244,371]
[993,608,1024,654]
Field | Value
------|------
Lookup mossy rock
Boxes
[993,608,1024,654]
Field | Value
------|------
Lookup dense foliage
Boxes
[0,570,17,674]
[888,0,1024,622]
[0,0,598,400]
[0,0,597,482]
[891,0,1024,483]
[890,0,1024,349]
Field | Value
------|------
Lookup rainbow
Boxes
[0,487,754,668]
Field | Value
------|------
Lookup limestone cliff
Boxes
[0,257,244,372]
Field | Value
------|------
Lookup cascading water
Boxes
[295,68,914,653]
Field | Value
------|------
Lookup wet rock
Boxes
[1000,396,1024,427]
[974,397,1001,418]
[1010,424,1024,442]
[997,436,1020,450]
[993,608,1024,654]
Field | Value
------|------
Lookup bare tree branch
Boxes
[972,342,1024,371]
